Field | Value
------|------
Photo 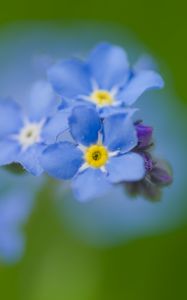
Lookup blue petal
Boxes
[0,139,20,166]
[0,99,23,138]
[42,110,70,144]
[100,106,137,118]
[103,114,138,152]
[107,153,145,183]
[88,42,129,89]
[0,191,32,225]
[48,59,92,98]
[69,106,101,146]
[72,168,111,202]
[118,70,164,106]
[16,144,45,176]
[40,142,83,179]
[27,80,57,121]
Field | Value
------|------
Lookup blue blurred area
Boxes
[0,169,42,262]
[0,22,186,248]
[0,21,187,300]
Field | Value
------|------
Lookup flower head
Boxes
[0,81,69,175]
[48,43,164,117]
[40,106,145,201]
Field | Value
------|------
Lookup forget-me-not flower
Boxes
[0,81,69,175]
[40,106,145,201]
[48,42,164,117]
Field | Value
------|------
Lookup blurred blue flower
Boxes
[0,81,68,175]
[40,106,145,201]
[0,191,32,263]
[0,167,42,263]
[48,42,164,117]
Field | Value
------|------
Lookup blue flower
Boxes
[40,106,145,201]
[48,42,164,117]
[0,81,69,175]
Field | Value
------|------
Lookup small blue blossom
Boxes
[0,81,69,175]
[40,106,145,201]
[48,42,164,117]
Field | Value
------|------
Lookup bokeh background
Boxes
[0,1,187,299]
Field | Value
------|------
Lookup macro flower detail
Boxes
[0,40,172,205]
[0,81,69,175]
[84,144,109,169]
[48,42,164,116]
[16,121,43,150]
[40,106,145,201]
[90,90,115,107]
[0,26,176,272]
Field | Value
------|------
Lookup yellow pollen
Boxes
[84,144,109,168]
[90,90,114,107]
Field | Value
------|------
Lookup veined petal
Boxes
[16,144,45,176]
[103,114,138,152]
[69,106,101,146]
[28,80,57,121]
[0,139,20,166]
[72,168,111,202]
[107,153,145,183]
[0,99,23,138]
[88,42,129,89]
[42,110,70,144]
[48,59,92,98]
[118,70,164,106]
[39,142,83,179]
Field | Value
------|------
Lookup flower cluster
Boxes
[125,121,172,200]
[0,43,172,201]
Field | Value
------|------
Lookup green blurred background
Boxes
[0,1,187,299]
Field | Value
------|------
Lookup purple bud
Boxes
[151,167,172,185]
[136,123,153,149]
[141,152,153,172]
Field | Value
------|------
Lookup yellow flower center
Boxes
[90,90,114,107]
[84,144,109,168]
